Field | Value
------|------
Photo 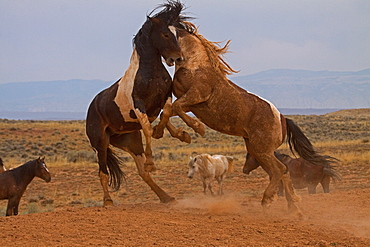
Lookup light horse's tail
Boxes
[285,118,338,167]
[225,156,234,173]
[106,147,125,191]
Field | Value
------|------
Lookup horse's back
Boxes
[210,155,230,176]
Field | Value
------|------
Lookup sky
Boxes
[1,0,369,84]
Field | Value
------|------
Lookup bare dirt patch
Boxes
[0,111,369,246]
[0,157,369,246]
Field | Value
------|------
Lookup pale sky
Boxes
[1,0,369,84]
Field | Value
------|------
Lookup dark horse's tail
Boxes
[323,167,342,182]
[106,147,125,191]
[285,118,338,167]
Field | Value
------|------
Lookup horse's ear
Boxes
[38,156,45,162]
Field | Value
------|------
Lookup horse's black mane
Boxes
[133,0,190,48]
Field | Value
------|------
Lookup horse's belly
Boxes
[190,104,247,137]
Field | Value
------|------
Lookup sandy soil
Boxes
[0,153,369,247]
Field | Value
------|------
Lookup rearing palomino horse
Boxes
[153,22,336,216]
[86,1,188,206]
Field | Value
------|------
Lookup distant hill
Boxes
[0,79,111,112]
[0,69,369,119]
[231,68,370,109]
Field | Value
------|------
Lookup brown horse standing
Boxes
[243,152,341,195]
[86,1,188,206]
[153,22,336,216]
[0,157,51,216]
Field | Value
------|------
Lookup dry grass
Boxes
[0,109,369,211]
[0,110,369,166]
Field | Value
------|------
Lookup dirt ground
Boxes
[0,148,369,247]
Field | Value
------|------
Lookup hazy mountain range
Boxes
[0,69,369,120]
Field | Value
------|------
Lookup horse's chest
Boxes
[114,76,171,122]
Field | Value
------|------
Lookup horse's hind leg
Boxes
[253,152,301,216]
[307,184,317,194]
[111,132,175,203]
[321,175,331,193]
[216,176,224,195]
[86,112,116,206]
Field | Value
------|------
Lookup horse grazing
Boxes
[0,158,6,173]
[187,154,234,195]
[0,157,51,216]
[86,1,189,206]
[152,22,337,217]
[243,152,341,195]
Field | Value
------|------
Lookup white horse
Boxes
[187,154,234,195]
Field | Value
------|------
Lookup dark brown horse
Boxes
[86,1,189,206]
[0,158,6,173]
[153,22,337,217]
[243,152,341,195]
[0,157,51,216]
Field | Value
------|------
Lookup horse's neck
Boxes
[13,162,36,185]
[178,35,208,69]
[135,37,163,68]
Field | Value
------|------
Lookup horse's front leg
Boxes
[152,97,172,139]
[172,96,206,136]
[152,98,191,143]
[134,109,155,172]
[6,197,20,216]
[111,131,175,203]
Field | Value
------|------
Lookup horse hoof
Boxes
[161,197,176,204]
[195,124,206,137]
[144,163,158,173]
[152,126,164,139]
[180,132,191,143]
[103,199,114,207]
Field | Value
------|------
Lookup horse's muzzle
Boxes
[166,56,184,67]
[242,167,251,175]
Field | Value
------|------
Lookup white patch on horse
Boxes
[114,49,140,122]
[250,93,281,120]
[169,26,176,38]
[251,93,283,141]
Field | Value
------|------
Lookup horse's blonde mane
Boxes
[181,22,238,76]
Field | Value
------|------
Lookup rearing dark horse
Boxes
[86,1,186,206]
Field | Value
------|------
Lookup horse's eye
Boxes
[163,33,169,38]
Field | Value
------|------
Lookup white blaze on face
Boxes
[169,26,176,39]
[114,49,140,122]
[42,163,49,173]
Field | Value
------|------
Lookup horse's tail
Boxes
[323,167,342,182]
[285,118,338,167]
[106,147,125,191]
[225,156,234,173]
